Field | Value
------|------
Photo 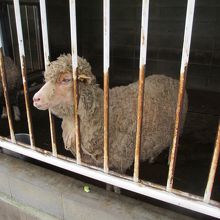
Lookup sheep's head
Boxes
[33,54,96,118]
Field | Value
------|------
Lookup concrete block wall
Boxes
[45,0,220,91]
[0,152,197,220]
[1,0,219,91]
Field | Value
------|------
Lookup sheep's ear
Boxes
[78,74,92,84]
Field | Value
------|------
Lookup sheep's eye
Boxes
[61,78,72,84]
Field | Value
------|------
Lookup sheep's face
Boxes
[33,54,96,118]
[33,72,74,111]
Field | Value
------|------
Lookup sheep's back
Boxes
[108,74,188,172]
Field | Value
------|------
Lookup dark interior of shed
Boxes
[0,0,219,219]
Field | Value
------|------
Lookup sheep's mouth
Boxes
[33,102,49,110]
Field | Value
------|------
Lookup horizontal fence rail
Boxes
[0,0,219,218]
[0,137,220,218]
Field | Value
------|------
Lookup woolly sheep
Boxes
[0,56,21,121]
[33,54,188,174]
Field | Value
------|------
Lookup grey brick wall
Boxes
[45,0,220,91]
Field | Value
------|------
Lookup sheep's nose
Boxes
[33,94,41,103]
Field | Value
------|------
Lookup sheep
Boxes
[0,56,22,121]
[33,54,188,174]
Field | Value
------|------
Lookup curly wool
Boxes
[44,54,96,84]
[45,54,95,118]
[0,56,21,104]
[70,75,188,173]
[45,54,188,173]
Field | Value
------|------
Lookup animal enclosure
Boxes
[0,0,220,218]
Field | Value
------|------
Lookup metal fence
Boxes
[0,0,220,218]
[1,1,44,72]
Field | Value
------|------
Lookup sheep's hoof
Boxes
[106,184,121,194]
[113,186,121,194]
[1,106,7,119]
[13,106,21,121]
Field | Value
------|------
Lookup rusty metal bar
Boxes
[166,0,195,192]
[69,0,81,164]
[133,0,149,182]
[39,0,57,157]
[13,0,35,148]
[0,49,15,142]
[103,74,109,173]
[103,0,110,173]
[203,120,220,203]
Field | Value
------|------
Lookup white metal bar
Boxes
[133,0,149,182]
[139,0,149,68]
[39,0,57,157]
[69,0,81,164]
[179,0,195,76]
[69,0,78,73]
[0,21,5,53]
[103,0,110,74]
[25,6,34,71]
[166,0,195,192]
[103,0,110,173]
[7,5,16,63]
[39,0,50,67]
[13,0,35,147]
[13,0,25,58]
[204,120,220,203]
[0,139,219,219]
[33,6,42,69]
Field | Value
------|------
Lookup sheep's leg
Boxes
[106,184,113,191]
[113,186,121,194]
[13,106,21,121]
[106,184,121,194]
[1,106,7,119]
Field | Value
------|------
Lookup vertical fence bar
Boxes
[133,0,149,182]
[166,0,195,192]
[33,6,41,69]
[34,6,43,70]
[0,21,5,54]
[13,0,35,147]
[0,46,15,142]
[103,0,110,173]
[39,0,57,157]
[25,6,34,71]
[69,0,81,164]
[203,120,220,203]
[7,5,16,63]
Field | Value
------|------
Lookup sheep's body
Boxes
[0,56,22,121]
[61,75,187,173]
[33,54,188,174]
